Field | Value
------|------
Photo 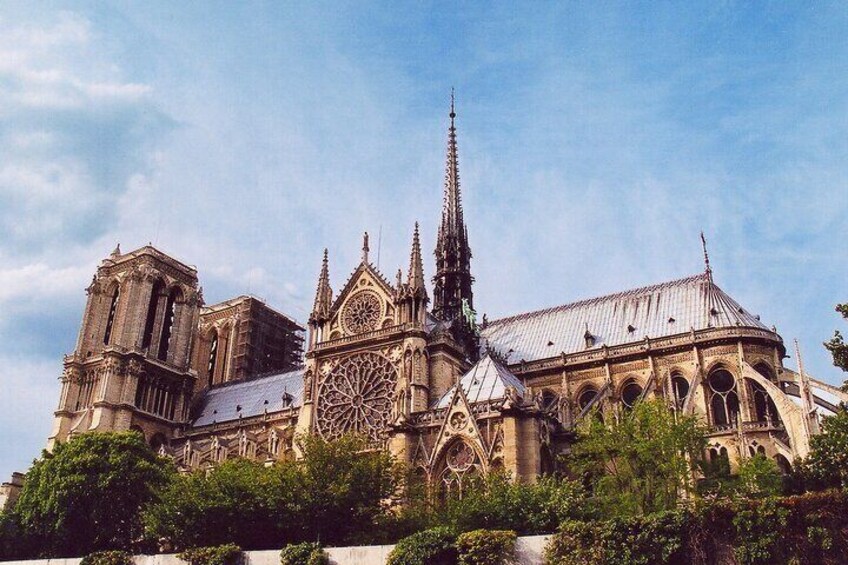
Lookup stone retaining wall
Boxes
[1,535,550,565]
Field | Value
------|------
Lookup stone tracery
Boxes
[315,352,397,444]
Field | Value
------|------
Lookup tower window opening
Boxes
[103,287,120,345]
[141,282,164,349]
[157,289,179,362]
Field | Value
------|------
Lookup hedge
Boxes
[279,541,328,565]
[386,527,458,565]
[177,544,243,565]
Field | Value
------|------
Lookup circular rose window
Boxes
[316,352,397,443]
[342,291,382,334]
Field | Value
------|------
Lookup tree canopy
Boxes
[13,431,173,557]
[570,399,708,516]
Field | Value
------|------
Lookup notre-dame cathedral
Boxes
[43,100,848,494]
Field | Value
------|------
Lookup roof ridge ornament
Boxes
[362,232,370,264]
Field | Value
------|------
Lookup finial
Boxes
[396,268,403,289]
[362,232,370,263]
[700,231,712,282]
[111,243,121,257]
[450,87,456,119]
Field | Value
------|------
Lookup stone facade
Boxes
[30,102,847,500]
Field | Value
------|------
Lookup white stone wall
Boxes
[0,535,551,565]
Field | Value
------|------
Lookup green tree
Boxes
[14,432,173,557]
[736,454,783,498]
[144,458,285,550]
[144,435,399,549]
[290,434,399,545]
[570,399,707,516]
[434,472,590,534]
[806,407,848,488]
[824,303,848,389]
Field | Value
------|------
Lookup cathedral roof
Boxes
[481,273,769,363]
[192,369,303,427]
[435,354,526,408]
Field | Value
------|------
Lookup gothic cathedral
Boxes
[43,100,848,494]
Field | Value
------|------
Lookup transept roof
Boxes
[435,354,526,408]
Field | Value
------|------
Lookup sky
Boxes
[1,1,848,479]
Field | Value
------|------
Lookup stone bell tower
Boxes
[48,245,202,450]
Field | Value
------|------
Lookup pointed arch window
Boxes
[707,369,739,426]
[621,380,643,410]
[207,332,219,386]
[103,286,120,345]
[141,281,164,349]
[671,374,690,409]
[438,440,482,500]
[750,380,781,425]
[578,387,598,411]
[157,288,179,362]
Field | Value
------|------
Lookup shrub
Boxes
[280,541,328,565]
[386,526,458,565]
[80,550,134,565]
[456,529,516,565]
[436,472,590,535]
[178,544,243,565]
[544,511,688,565]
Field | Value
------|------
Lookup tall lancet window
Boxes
[103,286,120,345]
[207,332,219,386]
[157,288,179,361]
[142,281,164,349]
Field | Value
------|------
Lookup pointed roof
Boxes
[437,90,467,246]
[435,354,526,408]
[310,249,332,322]
[407,222,427,295]
[481,273,769,363]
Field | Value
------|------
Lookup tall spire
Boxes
[408,222,426,295]
[433,90,473,324]
[310,249,332,323]
[701,231,713,283]
[438,87,465,245]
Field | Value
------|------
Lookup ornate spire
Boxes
[310,249,332,323]
[433,91,473,323]
[701,231,713,283]
[408,222,426,295]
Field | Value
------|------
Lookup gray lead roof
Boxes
[480,273,768,363]
[192,369,304,427]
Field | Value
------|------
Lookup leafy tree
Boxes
[806,407,848,488]
[14,432,173,557]
[289,434,399,545]
[736,454,783,498]
[144,458,284,550]
[570,399,708,516]
[824,304,848,389]
[145,434,399,549]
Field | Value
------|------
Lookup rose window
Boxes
[342,291,382,334]
[315,352,397,443]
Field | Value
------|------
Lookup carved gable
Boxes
[327,264,397,339]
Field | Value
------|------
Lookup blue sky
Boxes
[1,2,848,479]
